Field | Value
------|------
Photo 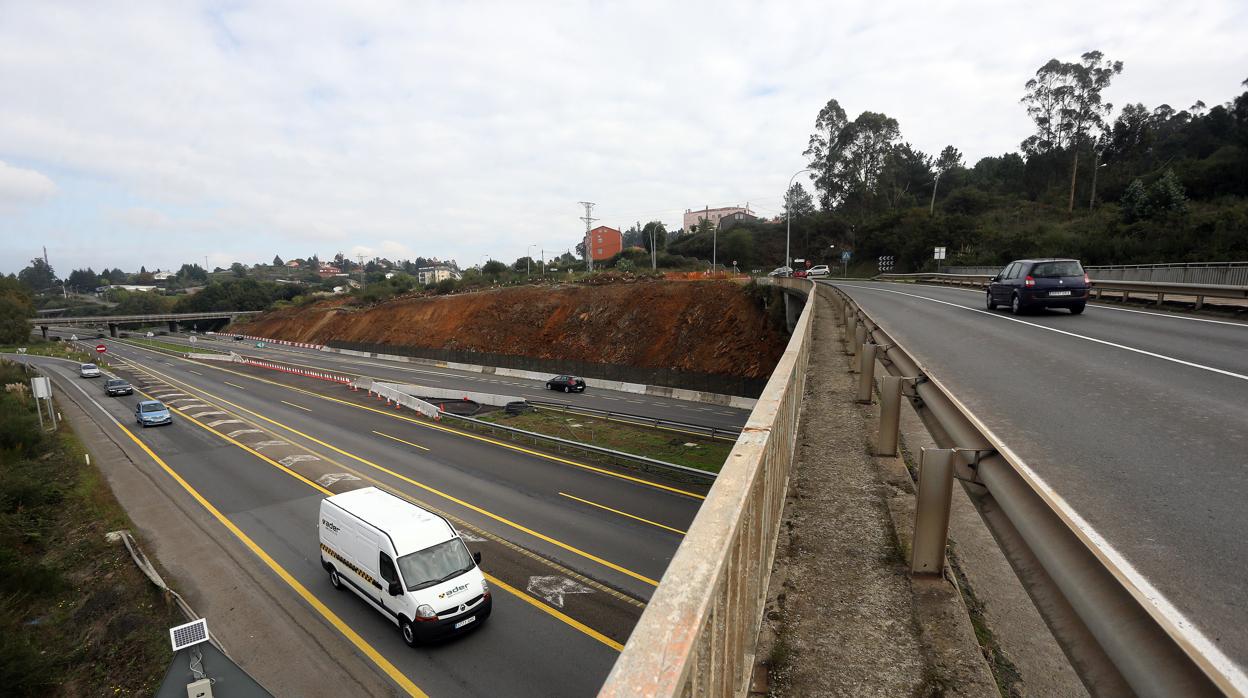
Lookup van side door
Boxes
[379,551,414,620]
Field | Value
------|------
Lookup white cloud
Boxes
[0,160,56,204]
[1,0,1246,273]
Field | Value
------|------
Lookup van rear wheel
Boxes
[328,567,344,590]
[400,618,418,647]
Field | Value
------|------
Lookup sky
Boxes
[2,0,1246,276]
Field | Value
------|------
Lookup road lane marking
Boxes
[559,492,687,535]
[56,369,428,697]
[841,284,1248,382]
[224,381,247,389]
[372,431,431,451]
[188,370,203,375]
[114,357,665,588]
[487,574,623,651]
[110,357,639,648]
[281,400,312,412]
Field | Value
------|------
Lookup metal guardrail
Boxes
[527,399,742,442]
[877,272,1248,309]
[946,261,1248,286]
[600,278,815,696]
[825,284,1241,697]
[439,410,717,484]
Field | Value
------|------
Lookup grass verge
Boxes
[123,337,226,355]
[476,407,732,472]
[0,359,183,696]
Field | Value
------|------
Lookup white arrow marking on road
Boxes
[316,472,361,487]
[207,419,245,428]
[279,454,320,467]
[226,429,263,438]
[253,440,288,450]
[526,575,593,609]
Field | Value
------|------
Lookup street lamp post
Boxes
[526,245,535,277]
[1089,151,1107,210]
[929,170,943,215]
[786,168,812,271]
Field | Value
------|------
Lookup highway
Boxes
[79,329,752,430]
[826,280,1248,667]
[22,335,713,696]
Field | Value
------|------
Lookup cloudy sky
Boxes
[2,1,1245,276]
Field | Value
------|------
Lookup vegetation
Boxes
[671,62,1248,273]
[476,407,733,472]
[0,360,182,695]
[0,277,34,344]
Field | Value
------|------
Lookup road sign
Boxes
[189,336,197,344]
[70,334,78,341]
[146,331,154,338]
[16,347,27,354]
[256,342,266,348]
[933,246,947,260]
[31,376,51,399]
[95,344,107,354]
[878,255,896,272]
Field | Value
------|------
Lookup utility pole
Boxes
[357,254,366,290]
[578,201,597,272]
[1089,147,1106,210]
[929,171,942,215]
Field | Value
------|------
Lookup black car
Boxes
[104,378,133,396]
[987,258,1090,315]
[545,375,586,393]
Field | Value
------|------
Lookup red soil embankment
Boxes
[236,280,786,379]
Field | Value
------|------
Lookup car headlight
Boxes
[481,579,489,596]
[415,604,437,620]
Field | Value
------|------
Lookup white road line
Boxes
[874,281,1248,328]
[842,284,1248,382]
[226,428,263,438]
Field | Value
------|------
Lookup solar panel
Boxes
[169,618,210,651]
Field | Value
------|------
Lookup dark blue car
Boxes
[986,259,1090,315]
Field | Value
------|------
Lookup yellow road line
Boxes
[224,381,247,389]
[281,399,312,412]
[153,344,703,499]
[373,430,430,451]
[484,574,623,651]
[559,492,687,535]
[118,357,661,588]
[112,416,426,696]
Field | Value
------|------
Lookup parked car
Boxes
[986,258,1090,315]
[233,335,244,341]
[135,400,172,427]
[806,264,830,278]
[319,487,490,645]
[768,266,793,277]
[545,375,586,393]
[104,378,133,396]
[79,363,101,378]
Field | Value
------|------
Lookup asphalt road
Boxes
[826,281,1248,668]
[25,337,709,696]
[126,331,752,429]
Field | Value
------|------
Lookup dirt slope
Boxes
[236,280,786,378]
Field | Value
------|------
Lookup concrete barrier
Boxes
[372,381,526,409]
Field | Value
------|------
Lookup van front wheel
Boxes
[400,618,418,647]
[328,567,344,590]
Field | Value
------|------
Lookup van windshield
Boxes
[398,537,474,591]
[1031,261,1084,278]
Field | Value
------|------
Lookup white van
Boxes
[319,487,492,645]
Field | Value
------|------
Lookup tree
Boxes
[66,268,100,293]
[176,263,208,283]
[1021,51,1123,211]
[783,182,816,220]
[935,145,964,172]
[803,98,851,209]
[481,260,507,276]
[0,276,34,343]
[839,111,902,212]
[511,257,534,273]
[230,262,247,278]
[17,257,56,292]
[641,221,668,254]
[273,255,284,267]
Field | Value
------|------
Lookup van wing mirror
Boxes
[388,580,402,596]
[990,275,999,282]
[472,551,482,565]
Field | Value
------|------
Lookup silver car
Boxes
[79,363,101,378]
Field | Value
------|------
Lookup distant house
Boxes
[317,265,341,278]
[285,259,302,268]
[585,226,622,261]
[417,266,460,285]
[683,205,755,232]
[716,210,759,232]
[96,285,158,293]
[152,271,175,281]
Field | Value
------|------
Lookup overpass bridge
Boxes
[32,310,260,338]
[601,278,1246,697]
